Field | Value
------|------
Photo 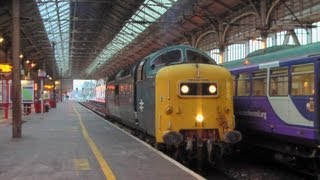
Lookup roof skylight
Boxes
[85,0,177,77]
[36,0,70,76]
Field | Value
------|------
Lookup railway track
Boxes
[81,101,311,180]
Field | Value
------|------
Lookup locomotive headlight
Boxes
[181,85,189,94]
[196,114,204,123]
[208,85,217,94]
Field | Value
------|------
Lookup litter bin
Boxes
[49,99,56,108]
[34,100,41,113]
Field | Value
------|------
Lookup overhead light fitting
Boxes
[0,36,4,43]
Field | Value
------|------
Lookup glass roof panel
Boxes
[86,0,177,76]
[36,0,70,76]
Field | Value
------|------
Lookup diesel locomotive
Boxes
[104,45,241,166]
[223,42,320,175]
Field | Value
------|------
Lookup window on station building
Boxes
[236,73,250,96]
[291,64,314,96]
[252,69,267,96]
[226,44,246,62]
[266,37,273,47]
[276,31,287,45]
[312,21,320,43]
[209,49,220,63]
[270,67,288,96]
[249,39,263,53]
[294,29,308,45]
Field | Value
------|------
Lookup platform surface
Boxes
[0,100,204,180]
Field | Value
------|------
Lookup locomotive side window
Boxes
[252,69,267,96]
[291,64,314,96]
[269,67,288,96]
[186,50,215,64]
[237,73,250,96]
[150,50,181,69]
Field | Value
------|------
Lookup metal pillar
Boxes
[12,0,22,138]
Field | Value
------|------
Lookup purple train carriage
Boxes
[223,42,320,175]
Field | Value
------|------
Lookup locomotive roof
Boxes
[144,44,213,61]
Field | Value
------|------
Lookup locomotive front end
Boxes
[155,63,241,163]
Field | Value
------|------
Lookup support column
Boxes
[12,0,22,138]
[219,46,225,64]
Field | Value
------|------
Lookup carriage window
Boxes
[186,50,215,64]
[237,73,250,96]
[270,67,288,96]
[291,64,314,96]
[252,70,267,96]
[150,50,181,69]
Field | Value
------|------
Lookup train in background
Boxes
[223,42,320,175]
[92,45,241,168]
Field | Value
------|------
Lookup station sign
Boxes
[38,70,46,78]
[0,64,12,73]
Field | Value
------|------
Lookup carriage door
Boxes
[290,63,316,128]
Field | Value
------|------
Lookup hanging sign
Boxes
[38,70,46,78]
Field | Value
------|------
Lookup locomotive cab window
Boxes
[186,50,215,64]
[291,64,314,96]
[270,67,288,96]
[150,50,182,69]
[237,73,250,96]
[252,69,267,96]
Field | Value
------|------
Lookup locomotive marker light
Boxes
[208,84,217,94]
[181,85,189,94]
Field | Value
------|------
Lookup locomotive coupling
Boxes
[163,131,183,146]
[223,130,242,144]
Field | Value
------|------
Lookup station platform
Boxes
[0,100,204,180]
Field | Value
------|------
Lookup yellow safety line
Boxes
[72,105,116,180]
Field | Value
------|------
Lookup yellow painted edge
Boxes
[72,105,116,180]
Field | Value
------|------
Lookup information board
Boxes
[21,80,34,104]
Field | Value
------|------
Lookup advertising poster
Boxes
[21,80,34,104]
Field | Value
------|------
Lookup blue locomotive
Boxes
[223,42,320,175]
[104,45,242,168]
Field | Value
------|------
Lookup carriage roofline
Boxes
[229,54,320,73]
